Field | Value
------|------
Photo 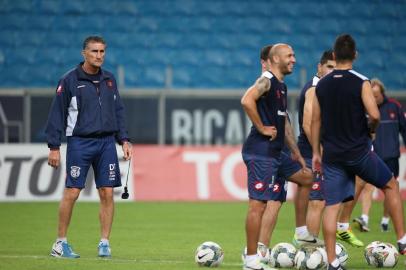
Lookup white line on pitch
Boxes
[0,254,241,266]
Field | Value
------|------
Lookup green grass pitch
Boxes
[0,201,404,269]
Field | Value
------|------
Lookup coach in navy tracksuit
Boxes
[46,36,131,259]
[354,78,406,232]
[372,79,406,175]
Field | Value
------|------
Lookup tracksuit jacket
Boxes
[45,63,129,149]
[373,95,406,160]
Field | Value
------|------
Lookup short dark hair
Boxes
[260,45,273,61]
[83,36,106,50]
[319,50,334,65]
[333,34,356,61]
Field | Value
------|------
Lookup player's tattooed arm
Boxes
[241,76,275,138]
[255,76,271,96]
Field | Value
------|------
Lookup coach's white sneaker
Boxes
[50,241,80,258]
[98,242,111,257]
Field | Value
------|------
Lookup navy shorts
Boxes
[269,176,288,202]
[305,158,324,201]
[66,135,121,189]
[384,158,399,178]
[322,151,392,206]
[242,153,281,201]
[278,149,302,180]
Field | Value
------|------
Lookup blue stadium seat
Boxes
[390,35,406,51]
[104,32,134,50]
[382,70,405,90]
[0,30,19,48]
[45,31,82,47]
[0,0,406,90]
[75,15,108,33]
[63,1,89,15]
[24,15,56,31]
[5,47,37,65]
[203,50,229,66]
[181,33,211,49]
[123,65,141,86]
[1,65,25,86]
[1,14,28,30]
[136,17,159,32]
[173,49,202,66]
[39,0,60,15]
[170,0,196,16]
[197,1,226,16]
[137,66,166,88]
[376,3,401,18]
[1,0,33,13]
[232,50,255,67]
[172,66,196,88]
[15,30,48,47]
[112,0,139,16]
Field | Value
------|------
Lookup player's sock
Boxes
[245,254,258,264]
[295,226,309,238]
[57,237,67,243]
[381,216,390,225]
[331,258,340,267]
[337,222,349,231]
[398,234,406,244]
[100,238,109,245]
[361,214,369,224]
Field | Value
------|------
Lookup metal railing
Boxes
[0,100,23,143]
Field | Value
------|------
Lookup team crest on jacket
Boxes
[107,80,113,88]
[108,163,116,181]
[388,110,396,119]
[70,166,81,178]
[56,85,63,95]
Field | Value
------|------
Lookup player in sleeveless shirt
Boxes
[299,50,365,248]
[254,46,319,257]
[241,43,309,270]
[311,34,406,270]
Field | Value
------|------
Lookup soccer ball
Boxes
[364,241,399,268]
[195,241,224,267]
[294,246,327,270]
[241,243,270,264]
[269,242,296,268]
[316,243,348,266]
[335,242,349,266]
[364,241,384,266]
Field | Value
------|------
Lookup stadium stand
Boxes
[0,0,405,89]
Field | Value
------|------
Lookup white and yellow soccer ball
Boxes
[364,241,399,268]
[195,241,224,267]
[335,242,349,266]
[317,242,348,266]
[269,242,296,268]
[364,241,383,266]
[294,246,327,270]
[241,242,270,264]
